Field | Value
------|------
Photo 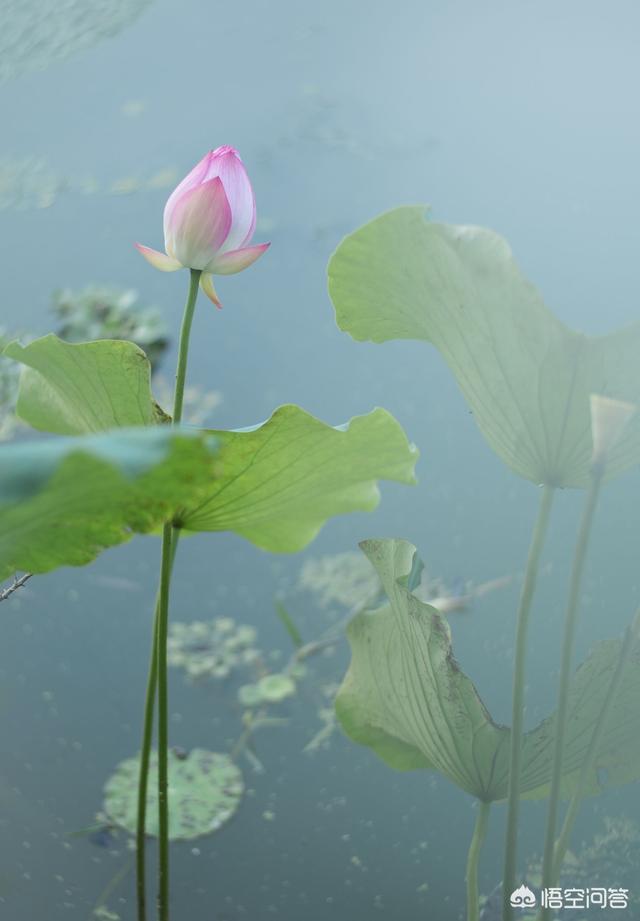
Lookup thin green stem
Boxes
[550,609,639,884]
[135,268,201,921]
[502,485,554,921]
[466,801,491,921]
[156,521,174,921]
[172,268,201,424]
[135,532,179,921]
[538,470,602,920]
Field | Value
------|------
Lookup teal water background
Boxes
[1,1,640,918]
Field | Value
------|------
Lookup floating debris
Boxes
[103,748,243,840]
[0,156,65,211]
[298,551,382,612]
[0,0,153,85]
[167,618,260,682]
[52,285,169,371]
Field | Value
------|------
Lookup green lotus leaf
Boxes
[103,748,243,840]
[3,334,167,433]
[328,207,640,487]
[183,405,418,552]
[0,427,218,580]
[336,538,640,802]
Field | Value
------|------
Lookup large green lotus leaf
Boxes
[3,334,167,433]
[0,427,218,580]
[182,405,418,553]
[335,538,640,803]
[103,748,243,840]
[328,207,640,487]
[335,538,510,799]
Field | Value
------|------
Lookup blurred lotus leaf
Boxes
[0,427,219,580]
[52,286,169,371]
[1,0,153,85]
[168,618,260,681]
[103,748,243,840]
[328,207,640,488]
[238,673,296,708]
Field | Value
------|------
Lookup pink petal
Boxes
[165,177,232,271]
[204,147,257,254]
[163,152,212,240]
[209,242,270,275]
[199,272,222,308]
[135,243,182,271]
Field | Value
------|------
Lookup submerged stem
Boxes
[135,268,201,921]
[550,610,639,882]
[502,485,554,921]
[538,470,602,919]
[466,801,491,921]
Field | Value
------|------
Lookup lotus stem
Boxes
[549,610,638,884]
[538,470,602,920]
[466,801,491,921]
[136,268,201,921]
[502,485,554,921]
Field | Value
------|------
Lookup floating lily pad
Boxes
[103,748,243,840]
[257,673,296,703]
[238,673,297,708]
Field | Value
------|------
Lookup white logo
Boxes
[510,885,537,908]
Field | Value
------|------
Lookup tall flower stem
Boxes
[538,470,602,920]
[136,268,201,921]
[466,801,491,921]
[502,485,554,921]
[550,610,639,884]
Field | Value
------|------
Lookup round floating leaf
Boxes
[256,673,296,703]
[0,427,219,580]
[238,684,264,708]
[328,207,640,487]
[103,748,243,840]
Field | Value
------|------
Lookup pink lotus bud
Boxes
[135,146,270,307]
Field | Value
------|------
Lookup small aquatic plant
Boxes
[0,148,418,921]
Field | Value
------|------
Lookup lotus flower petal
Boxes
[205,147,257,253]
[199,272,222,308]
[163,152,212,240]
[210,242,270,276]
[134,244,182,272]
[165,178,232,271]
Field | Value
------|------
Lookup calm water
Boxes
[2,1,640,918]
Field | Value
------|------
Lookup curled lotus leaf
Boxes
[103,748,243,840]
